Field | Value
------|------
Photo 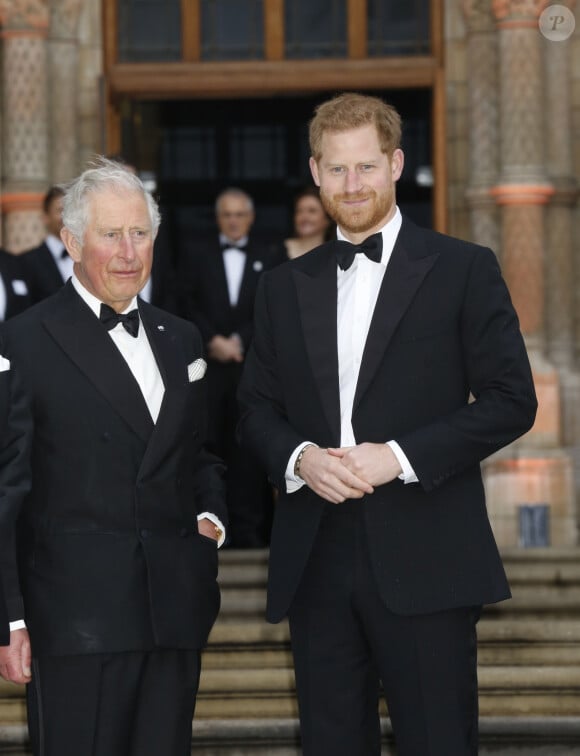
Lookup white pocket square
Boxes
[188,358,207,383]
[0,356,10,372]
[12,279,28,296]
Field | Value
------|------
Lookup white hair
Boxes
[215,187,254,214]
[61,156,161,244]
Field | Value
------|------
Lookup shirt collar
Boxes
[71,274,139,319]
[219,234,248,249]
[336,206,402,267]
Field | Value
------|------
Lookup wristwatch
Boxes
[294,444,315,478]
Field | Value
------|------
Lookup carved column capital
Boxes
[463,0,496,32]
[49,0,83,38]
[492,0,551,23]
[0,0,49,32]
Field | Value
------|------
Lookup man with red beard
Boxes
[238,93,536,756]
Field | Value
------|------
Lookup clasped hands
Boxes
[208,334,243,363]
[298,443,403,504]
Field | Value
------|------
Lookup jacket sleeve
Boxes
[0,331,33,622]
[187,328,228,526]
[397,246,537,491]
[237,275,305,491]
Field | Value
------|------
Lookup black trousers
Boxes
[26,648,200,756]
[288,503,480,756]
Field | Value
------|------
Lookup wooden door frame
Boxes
[102,0,446,230]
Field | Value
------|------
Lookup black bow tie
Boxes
[335,232,383,271]
[99,303,140,338]
[221,241,247,252]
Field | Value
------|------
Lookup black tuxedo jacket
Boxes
[148,246,177,312]
[238,218,537,623]
[0,282,226,656]
[177,237,280,351]
[20,241,66,305]
[0,250,32,319]
[0,365,15,645]
[145,225,179,313]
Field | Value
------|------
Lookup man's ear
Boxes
[61,228,81,263]
[391,149,404,182]
[309,157,321,187]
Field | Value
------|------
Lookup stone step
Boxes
[2,548,579,750]
[216,548,580,619]
[217,585,580,619]
[202,618,580,668]
[478,619,580,665]
[1,629,578,724]
[189,717,580,755]
[216,547,580,588]
[1,718,579,755]
[191,663,580,718]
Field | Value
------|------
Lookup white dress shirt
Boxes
[220,233,247,307]
[46,234,74,283]
[285,207,417,491]
[139,276,153,303]
[0,274,6,321]
[71,276,164,419]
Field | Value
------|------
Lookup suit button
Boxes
[140,529,151,539]
[179,528,189,537]
[101,432,111,442]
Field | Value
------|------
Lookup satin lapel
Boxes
[212,243,234,312]
[236,242,266,311]
[235,251,253,311]
[292,248,341,445]
[42,283,154,442]
[353,228,439,410]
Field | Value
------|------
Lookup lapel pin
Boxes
[253,260,263,272]
[157,325,165,331]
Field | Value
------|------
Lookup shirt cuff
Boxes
[9,620,26,632]
[230,332,244,354]
[285,442,317,493]
[197,512,226,548]
[387,440,419,484]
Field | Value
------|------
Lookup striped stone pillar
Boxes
[484,0,577,548]
[0,90,3,248]
[0,0,49,252]
[48,0,83,183]
[542,0,578,369]
[491,0,552,348]
[462,0,501,255]
[541,0,580,524]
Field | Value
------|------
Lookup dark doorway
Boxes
[122,91,433,261]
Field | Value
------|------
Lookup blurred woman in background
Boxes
[284,186,333,259]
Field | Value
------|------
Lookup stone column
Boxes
[0,0,50,252]
[484,0,577,547]
[541,0,580,523]
[491,0,553,348]
[0,90,3,248]
[48,0,83,183]
[462,0,501,255]
[543,8,577,370]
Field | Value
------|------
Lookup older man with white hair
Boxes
[0,157,226,756]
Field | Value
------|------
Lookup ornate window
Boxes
[118,0,181,62]
[105,0,444,230]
